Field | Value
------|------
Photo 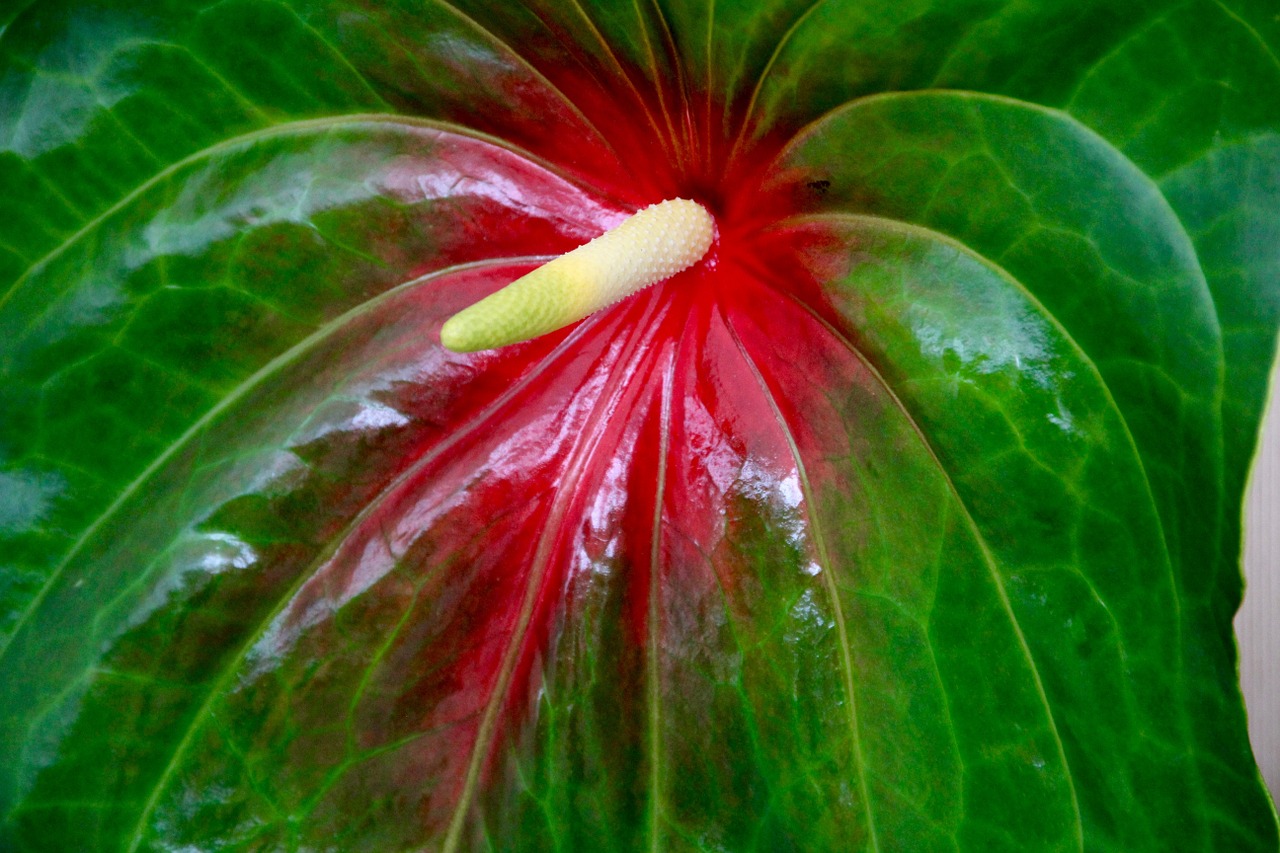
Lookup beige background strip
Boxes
[1241,357,1280,802]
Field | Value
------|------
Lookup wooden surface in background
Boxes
[1240,360,1279,802]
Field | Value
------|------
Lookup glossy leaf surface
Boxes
[0,0,1276,850]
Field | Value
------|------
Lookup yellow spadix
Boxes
[440,198,715,352]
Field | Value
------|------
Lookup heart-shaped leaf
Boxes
[1,1,1276,850]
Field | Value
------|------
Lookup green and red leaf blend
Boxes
[1,1,1277,849]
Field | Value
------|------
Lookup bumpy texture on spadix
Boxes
[440,198,714,351]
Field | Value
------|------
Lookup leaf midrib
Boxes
[440,292,673,852]
[0,113,606,312]
[756,279,1087,850]
[99,261,588,851]
[0,254,555,670]
[790,209,1218,846]
[647,349,674,853]
[725,313,884,853]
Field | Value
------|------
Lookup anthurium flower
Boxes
[0,1,1277,850]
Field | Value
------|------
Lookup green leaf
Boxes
[1,0,1276,849]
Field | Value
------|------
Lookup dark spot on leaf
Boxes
[806,179,831,196]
